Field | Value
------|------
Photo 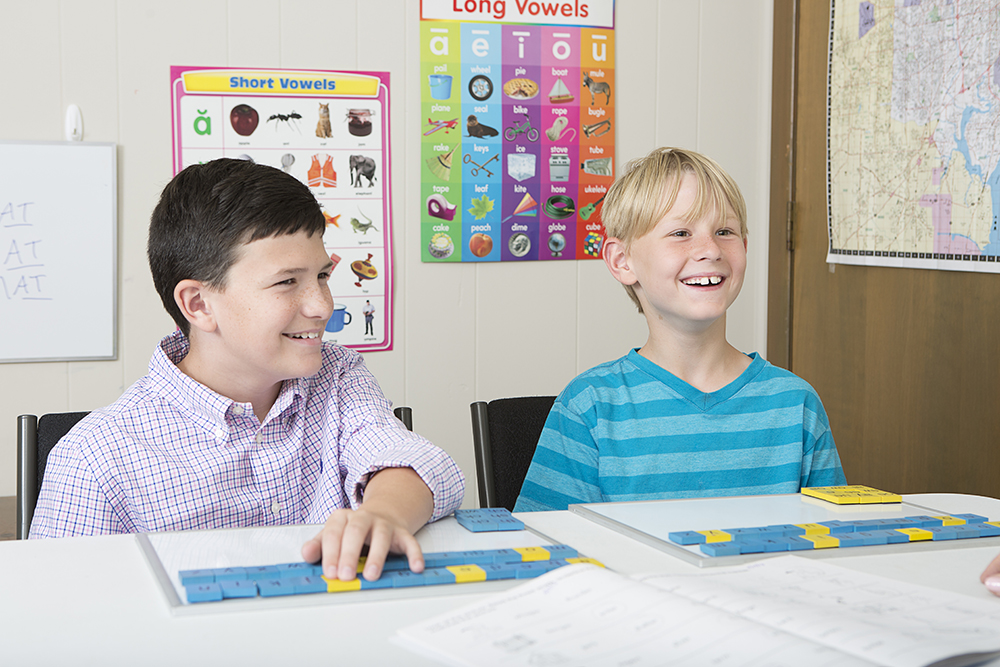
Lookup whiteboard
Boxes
[0,141,117,362]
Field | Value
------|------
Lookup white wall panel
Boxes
[0,0,773,503]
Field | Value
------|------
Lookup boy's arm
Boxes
[302,348,464,579]
[326,348,464,521]
[30,437,125,538]
[514,395,602,512]
[799,396,848,487]
[302,467,433,581]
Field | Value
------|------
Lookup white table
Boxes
[1,493,997,666]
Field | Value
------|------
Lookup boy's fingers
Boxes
[319,512,349,580]
[981,553,1000,583]
[361,522,393,581]
[335,513,374,580]
[398,531,425,573]
[301,531,322,564]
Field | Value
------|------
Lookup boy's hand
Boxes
[301,467,434,582]
[981,552,1000,596]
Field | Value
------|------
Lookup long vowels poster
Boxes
[170,66,395,352]
[420,1,616,263]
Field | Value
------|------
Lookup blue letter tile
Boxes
[179,569,216,586]
[185,582,223,603]
[220,579,258,599]
[257,579,296,597]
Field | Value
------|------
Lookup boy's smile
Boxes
[622,172,747,332]
[179,230,334,411]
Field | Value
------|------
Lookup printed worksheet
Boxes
[395,556,1000,667]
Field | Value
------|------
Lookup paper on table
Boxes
[395,555,1000,667]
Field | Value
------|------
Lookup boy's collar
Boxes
[627,349,764,410]
[153,330,307,428]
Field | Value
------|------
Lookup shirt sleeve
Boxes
[29,431,126,538]
[799,392,848,488]
[330,351,465,522]
[514,388,603,512]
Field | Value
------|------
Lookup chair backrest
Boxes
[470,396,556,511]
[393,406,413,431]
[16,411,89,539]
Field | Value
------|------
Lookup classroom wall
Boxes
[0,0,774,501]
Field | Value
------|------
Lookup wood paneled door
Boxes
[769,0,1000,498]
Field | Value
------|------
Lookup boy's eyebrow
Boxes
[268,260,335,278]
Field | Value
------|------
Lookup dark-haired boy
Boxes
[32,159,464,583]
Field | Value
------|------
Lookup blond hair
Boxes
[601,147,747,311]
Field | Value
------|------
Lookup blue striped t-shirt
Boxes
[514,350,846,512]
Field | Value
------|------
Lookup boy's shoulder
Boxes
[52,372,164,457]
[557,350,656,405]
[740,356,823,400]
[563,351,636,389]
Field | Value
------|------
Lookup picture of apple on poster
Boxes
[230,104,259,136]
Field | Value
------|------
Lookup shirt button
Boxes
[232,404,244,415]
[271,501,282,516]
[255,432,263,444]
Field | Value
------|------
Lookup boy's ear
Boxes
[174,279,218,333]
[602,237,638,286]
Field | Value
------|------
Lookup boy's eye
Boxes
[669,230,690,237]
[717,229,735,236]
[318,272,331,281]
[275,278,296,286]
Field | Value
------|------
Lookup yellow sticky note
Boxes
[896,528,933,541]
[802,485,901,504]
[447,565,487,583]
[513,547,551,562]
[801,487,856,503]
[322,576,362,593]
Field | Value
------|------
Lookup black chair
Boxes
[16,411,90,539]
[393,406,413,431]
[470,396,556,511]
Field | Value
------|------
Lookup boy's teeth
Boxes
[683,276,722,286]
[289,332,319,339]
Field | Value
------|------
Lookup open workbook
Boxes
[395,555,1000,667]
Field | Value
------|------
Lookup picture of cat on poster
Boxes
[316,102,332,138]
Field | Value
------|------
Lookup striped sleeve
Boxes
[799,392,847,487]
[514,386,602,512]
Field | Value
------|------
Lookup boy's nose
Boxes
[304,283,334,319]
[693,234,723,260]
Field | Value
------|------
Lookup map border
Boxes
[826,0,1000,274]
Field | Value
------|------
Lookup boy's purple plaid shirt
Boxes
[31,332,464,538]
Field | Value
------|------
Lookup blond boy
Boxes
[515,148,845,511]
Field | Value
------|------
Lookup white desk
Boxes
[1,493,997,666]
